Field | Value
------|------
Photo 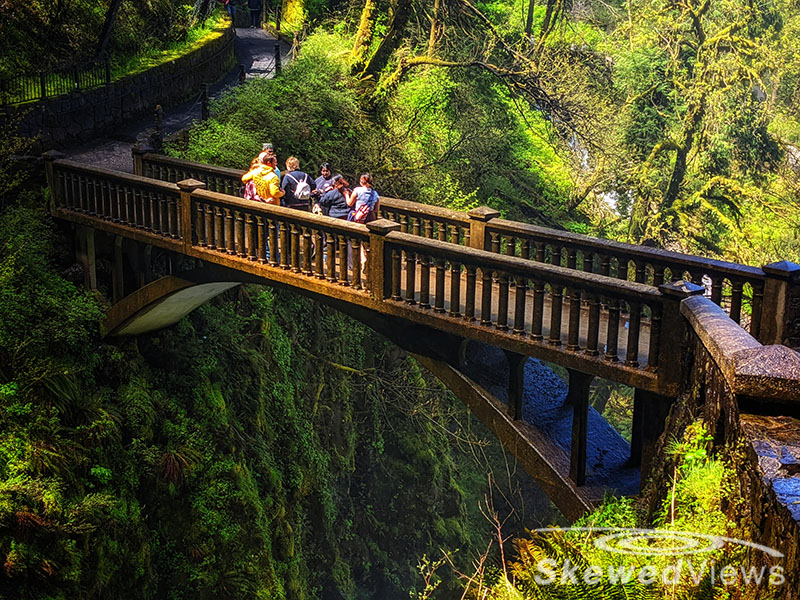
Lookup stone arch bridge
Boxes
[42,150,800,534]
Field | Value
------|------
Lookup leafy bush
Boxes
[174,29,577,226]
[175,31,375,178]
[0,1,225,78]
[0,201,102,390]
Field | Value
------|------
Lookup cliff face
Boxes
[0,207,556,600]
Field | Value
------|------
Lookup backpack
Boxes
[349,189,378,223]
[286,173,312,201]
[243,181,261,202]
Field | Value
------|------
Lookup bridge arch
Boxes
[45,152,800,537]
[103,268,259,336]
[102,263,636,520]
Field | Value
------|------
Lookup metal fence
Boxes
[0,60,111,106]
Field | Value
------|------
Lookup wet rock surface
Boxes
[742,414,800,521]
[462,341,639,495]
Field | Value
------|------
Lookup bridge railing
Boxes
[0,59,111,106]
[187,185,371,288]
[381,231,666,369]
[51,158,374,289]
[52,159,184,241]
[51,156,677,380]
[379,198,472,245]
[483,219,767,337]
[129,151,799,347]
[137,151,244,197]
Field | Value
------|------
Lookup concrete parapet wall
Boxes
[2,26,235,151]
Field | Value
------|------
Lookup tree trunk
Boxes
[351,0,378,74]
[661,102,705,212]
[362,0,413,79]
[537,0,561,51]
[525,0,535,35]
[428,0,442,56]
[628,194,652,242]
[95,0,124,60]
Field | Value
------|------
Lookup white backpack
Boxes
[287,173,312,201]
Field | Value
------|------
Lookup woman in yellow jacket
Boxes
[242,155,284,205]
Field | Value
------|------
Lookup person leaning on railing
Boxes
[242,154,284,205]
[349,173,380,224]
[317,175,353,219]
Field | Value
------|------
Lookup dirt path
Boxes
[67,27,291,172]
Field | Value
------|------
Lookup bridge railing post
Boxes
[467,206,500,251]
[657,280,705,393]
[366,219,401,300]
[177,179,206,251]
[42,150,67,212]
[132,143,150,177]
[76,226,97,291]
[759,261,800,348]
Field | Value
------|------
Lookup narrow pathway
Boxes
[68,27,291,172]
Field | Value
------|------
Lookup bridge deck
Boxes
[50,156,781,520]
[47,157,673,392]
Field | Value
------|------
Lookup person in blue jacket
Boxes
[318,175,353,219]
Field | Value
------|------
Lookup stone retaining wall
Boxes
[1,26,235,151]
[641,298,800,599]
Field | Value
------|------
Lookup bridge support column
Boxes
[76,226,97,290]
[567,369,593,486]
[366,219,401,300]
[504,351,526,421]
[630,389,673,481]
[468,207,500,251]
[760,261,800,348]
[129,244,154,288]
[112,236,124,303]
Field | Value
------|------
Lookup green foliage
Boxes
[590,382,634,442]
[482,421,746,599]
[173,30,578,226]
[172,31,373,177]
[659,422,731,539]
[0,1,226,79]
[0,202,103,390]
[108,11,229,80]
[1,208,522,599]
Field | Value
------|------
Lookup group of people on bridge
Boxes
[241,143,381,224]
